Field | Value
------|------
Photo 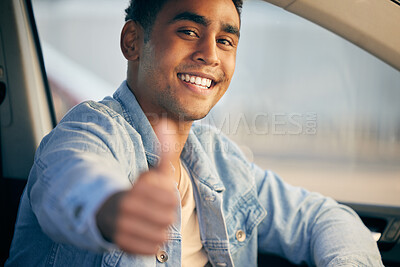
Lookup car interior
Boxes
[0,0,56,264]
[0,0,399,266]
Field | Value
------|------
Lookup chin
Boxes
[174,110,210,122]
[158,94,214,122]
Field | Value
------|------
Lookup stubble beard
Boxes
[156,85,213,122]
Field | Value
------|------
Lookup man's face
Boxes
[133,0,240,121]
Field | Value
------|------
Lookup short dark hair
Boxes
[125,0,243,41]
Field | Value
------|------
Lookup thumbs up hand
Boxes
[96,120,179,255]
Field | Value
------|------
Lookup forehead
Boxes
[156,0,240,30]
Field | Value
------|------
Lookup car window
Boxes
[32,0,400,206]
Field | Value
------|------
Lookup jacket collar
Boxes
[181,131,226,192]
[113,81,159,161]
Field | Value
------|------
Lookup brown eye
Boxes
[178,30,198,38]
[217,39,233,46]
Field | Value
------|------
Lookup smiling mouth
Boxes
[177,73,214,89]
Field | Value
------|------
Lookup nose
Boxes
[191,37,220,66]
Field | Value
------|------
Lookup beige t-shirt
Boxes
[178,162,209,267]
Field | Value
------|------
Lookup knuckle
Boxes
[114,234,126,248]
[119,196,133,213]
[165,196,178,207]
[168,213,177,224]
[155,233,167,244]
[159,212,176,226]
[149,246,159,255]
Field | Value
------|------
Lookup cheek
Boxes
[228,54,237,76]
[154,41,186,68]
[221,53,237,80]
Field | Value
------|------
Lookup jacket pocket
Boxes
[224,189,267,254]
[47,243,103,266]
[102,249,123,267]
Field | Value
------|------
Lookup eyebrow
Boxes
[222,23,240,39]
[170,11,240,38]
[170,12,210,27]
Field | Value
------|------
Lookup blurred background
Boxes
[32,0,400,206]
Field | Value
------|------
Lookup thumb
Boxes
[154,118,176,176]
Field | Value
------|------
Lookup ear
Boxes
[120,20,143,61]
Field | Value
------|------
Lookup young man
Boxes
[7,0,383,266]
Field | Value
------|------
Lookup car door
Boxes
[0,0,55,264]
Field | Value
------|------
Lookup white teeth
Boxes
[195,77,202,85]
[179,73,213,88]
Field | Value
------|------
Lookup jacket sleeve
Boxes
[27,103,137,252]
[252,164,384,266]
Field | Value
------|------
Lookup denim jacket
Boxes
[7,81,383,267]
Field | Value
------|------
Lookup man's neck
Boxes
[126,82,192,181]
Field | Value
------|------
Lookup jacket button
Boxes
[236,230,246,242]
[156,250,168,263]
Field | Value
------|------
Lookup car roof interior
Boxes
[264,0,400,71]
